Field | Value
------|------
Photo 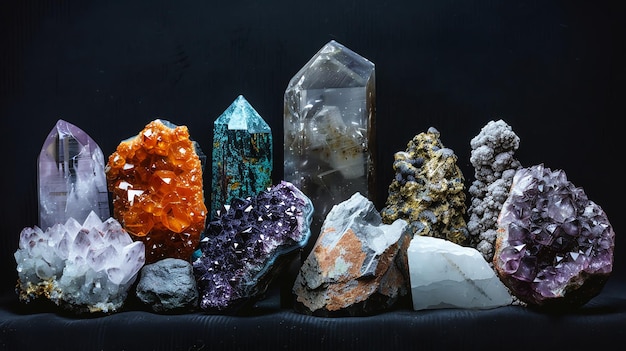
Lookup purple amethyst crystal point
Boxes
[38,119,110,230]
[193,181,313,313]
[493,164,615,310]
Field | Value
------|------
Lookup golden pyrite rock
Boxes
[106,119,207,264]
[381,127,469,245]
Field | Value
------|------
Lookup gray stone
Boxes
[136,258,198,313]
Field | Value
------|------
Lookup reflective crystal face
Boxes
[211,95,273,219]
[106,119,207,264]
[283,40,376,239]
[38,119,110,230]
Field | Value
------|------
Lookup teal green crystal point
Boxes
[211,95,273,218]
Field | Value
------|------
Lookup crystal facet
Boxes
[106,119,207,264]
[38,119,110,230]
[211,95,273,218]
[284,40,376,247]
[381,127,469,245]
[293,192,410,317]
[14,211,145,314]
[193,181,313,313]
[408,235,512,310]
[493,164,615,309]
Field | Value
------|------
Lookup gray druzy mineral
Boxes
[467,119,522,263]
[493,164,615,309]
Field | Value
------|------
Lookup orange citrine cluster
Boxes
[106,119,207,263]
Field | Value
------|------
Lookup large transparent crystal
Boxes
[284,40,376,245]
[211,95,273,219]
[38,119,110,230]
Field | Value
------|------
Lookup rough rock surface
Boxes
[136,258,199,313]
[381,127,468,245]
[293,192,410,316]
[493,164,615,310]
[467,119,522,263]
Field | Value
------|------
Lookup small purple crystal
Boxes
[193,181,313,313]
[493,164,615,309]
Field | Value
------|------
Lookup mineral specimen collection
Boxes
[106,119,208,264]
[283,40,376,249]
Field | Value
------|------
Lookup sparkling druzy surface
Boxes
[493,164,615,309]
[211,95,273,219]
[38,119,110,230]
[14,211,145,314]
[381,127,469,245]
[284,40,376,241]
[193,181,313,313]
[106,119,207,264]
[467,119,522,263]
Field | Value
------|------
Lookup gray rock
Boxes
[136,258,198,313]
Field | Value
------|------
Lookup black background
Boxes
[0,0,624,296]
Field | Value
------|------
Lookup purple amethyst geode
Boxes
[493,164,615,310]
[193,181,313,313]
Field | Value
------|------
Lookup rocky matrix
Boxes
[467,119,522,263]
[14,211,145,314]
[493,164,615,309]
[38,119,110,230]
[193,181,313,313]
[381,127,469,245]
[211,95,273,219]
[283,40,376,247]
[293,192,410,317]
[106,119,207,264]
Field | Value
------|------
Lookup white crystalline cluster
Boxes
[467,119,521,263]
[14,211,145,313]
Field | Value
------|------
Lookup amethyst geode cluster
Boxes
[493,164,615,309]
[193,181,313,313]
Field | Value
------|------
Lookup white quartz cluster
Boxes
[408,235,512,310]
[14,211,145,313]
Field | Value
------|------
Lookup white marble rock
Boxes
[408,235,512,310]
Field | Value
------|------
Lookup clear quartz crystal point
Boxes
[283,40,376,244]
[211,95,273,219]
[38,119,110,230]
